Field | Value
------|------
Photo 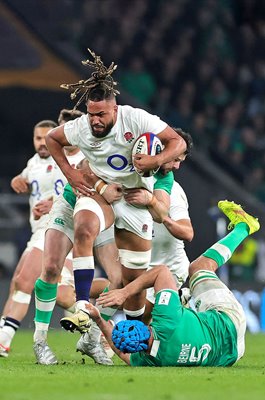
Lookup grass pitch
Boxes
[0,331,264,400]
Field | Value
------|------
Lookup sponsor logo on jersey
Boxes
[54,217,65,226]
[46,165,53,173]
[124,131,134,143]
[89,141,102,148]
[158,291,171,305]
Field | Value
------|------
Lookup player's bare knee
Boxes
[14,274,34,293]
[189,255,216,277]
[43,261,61,281]
[75,223,98,247]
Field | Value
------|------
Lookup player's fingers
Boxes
[75,185,90,196]
[97,296,111,305]
[99,292,108,298]
[101,300,115,307]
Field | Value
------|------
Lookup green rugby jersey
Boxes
[130,289,238,367]
[154,171,174,194]
[63,183,76,209]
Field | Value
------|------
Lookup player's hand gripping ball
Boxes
[132,132,163,177]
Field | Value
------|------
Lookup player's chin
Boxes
[92,127,109,138]
[38,150,50,158]
[158,168,168,176]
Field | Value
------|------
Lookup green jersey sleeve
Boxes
[63,183,77,209]
[154,171,174,195]
[130,351,159,367]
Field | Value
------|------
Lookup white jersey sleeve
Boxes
[168,182,190,221]
[20,156,34,180]
[123,106,168,135]
[150,181,190,277]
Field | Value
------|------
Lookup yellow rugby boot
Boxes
[218,200,260,235]
[60,310,91,333]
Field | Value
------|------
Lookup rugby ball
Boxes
[132,132,163,177]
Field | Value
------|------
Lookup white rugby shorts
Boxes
[47,195,114,248]
[113,197,153,240]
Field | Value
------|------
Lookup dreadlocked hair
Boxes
[60,48,120,109]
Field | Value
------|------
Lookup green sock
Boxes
[97,287,117,321]
[203,222,249,267]
[34,279,57,324]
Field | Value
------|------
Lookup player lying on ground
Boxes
[86,200,260,367]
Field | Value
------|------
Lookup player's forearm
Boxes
[156,137,186,165]
[95,317,113,345]
[163,217,194,241]
[147,195,168,223]
[123,267,165,298]
[142,189,169,223]
[95,316,130,364]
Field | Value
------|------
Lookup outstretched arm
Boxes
[85,303,131,365]
[163,216,194,241]
[97,265,177,308]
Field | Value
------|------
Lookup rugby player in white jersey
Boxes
[41,49,187,339]
[33,110,123,365]
[0,114,87,358]
[0,120,59,357]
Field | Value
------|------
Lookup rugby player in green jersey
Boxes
[87,200,260,367]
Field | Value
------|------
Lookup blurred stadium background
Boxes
[0,0,264,331]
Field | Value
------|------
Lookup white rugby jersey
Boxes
[150,181,190,271]
[53,150,84,195]
[64,105,167,191]
[21,150,84,233]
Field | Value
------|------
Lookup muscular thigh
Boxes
[115,228,151,252]
[15,247,43,291]
[113,197,153,240]
[47,195,75,243]
[74,194,114,233]
[43,229,72,268]
[190,270,246,332]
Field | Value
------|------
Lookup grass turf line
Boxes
[0,331,264,400]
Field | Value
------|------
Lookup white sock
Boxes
[75,300,90,313]
[0,316,6,329]
[33,322,49,342]
[0,327,15,348]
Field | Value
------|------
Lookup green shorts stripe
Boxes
[35,296,57,303]
[190,271,219,291]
